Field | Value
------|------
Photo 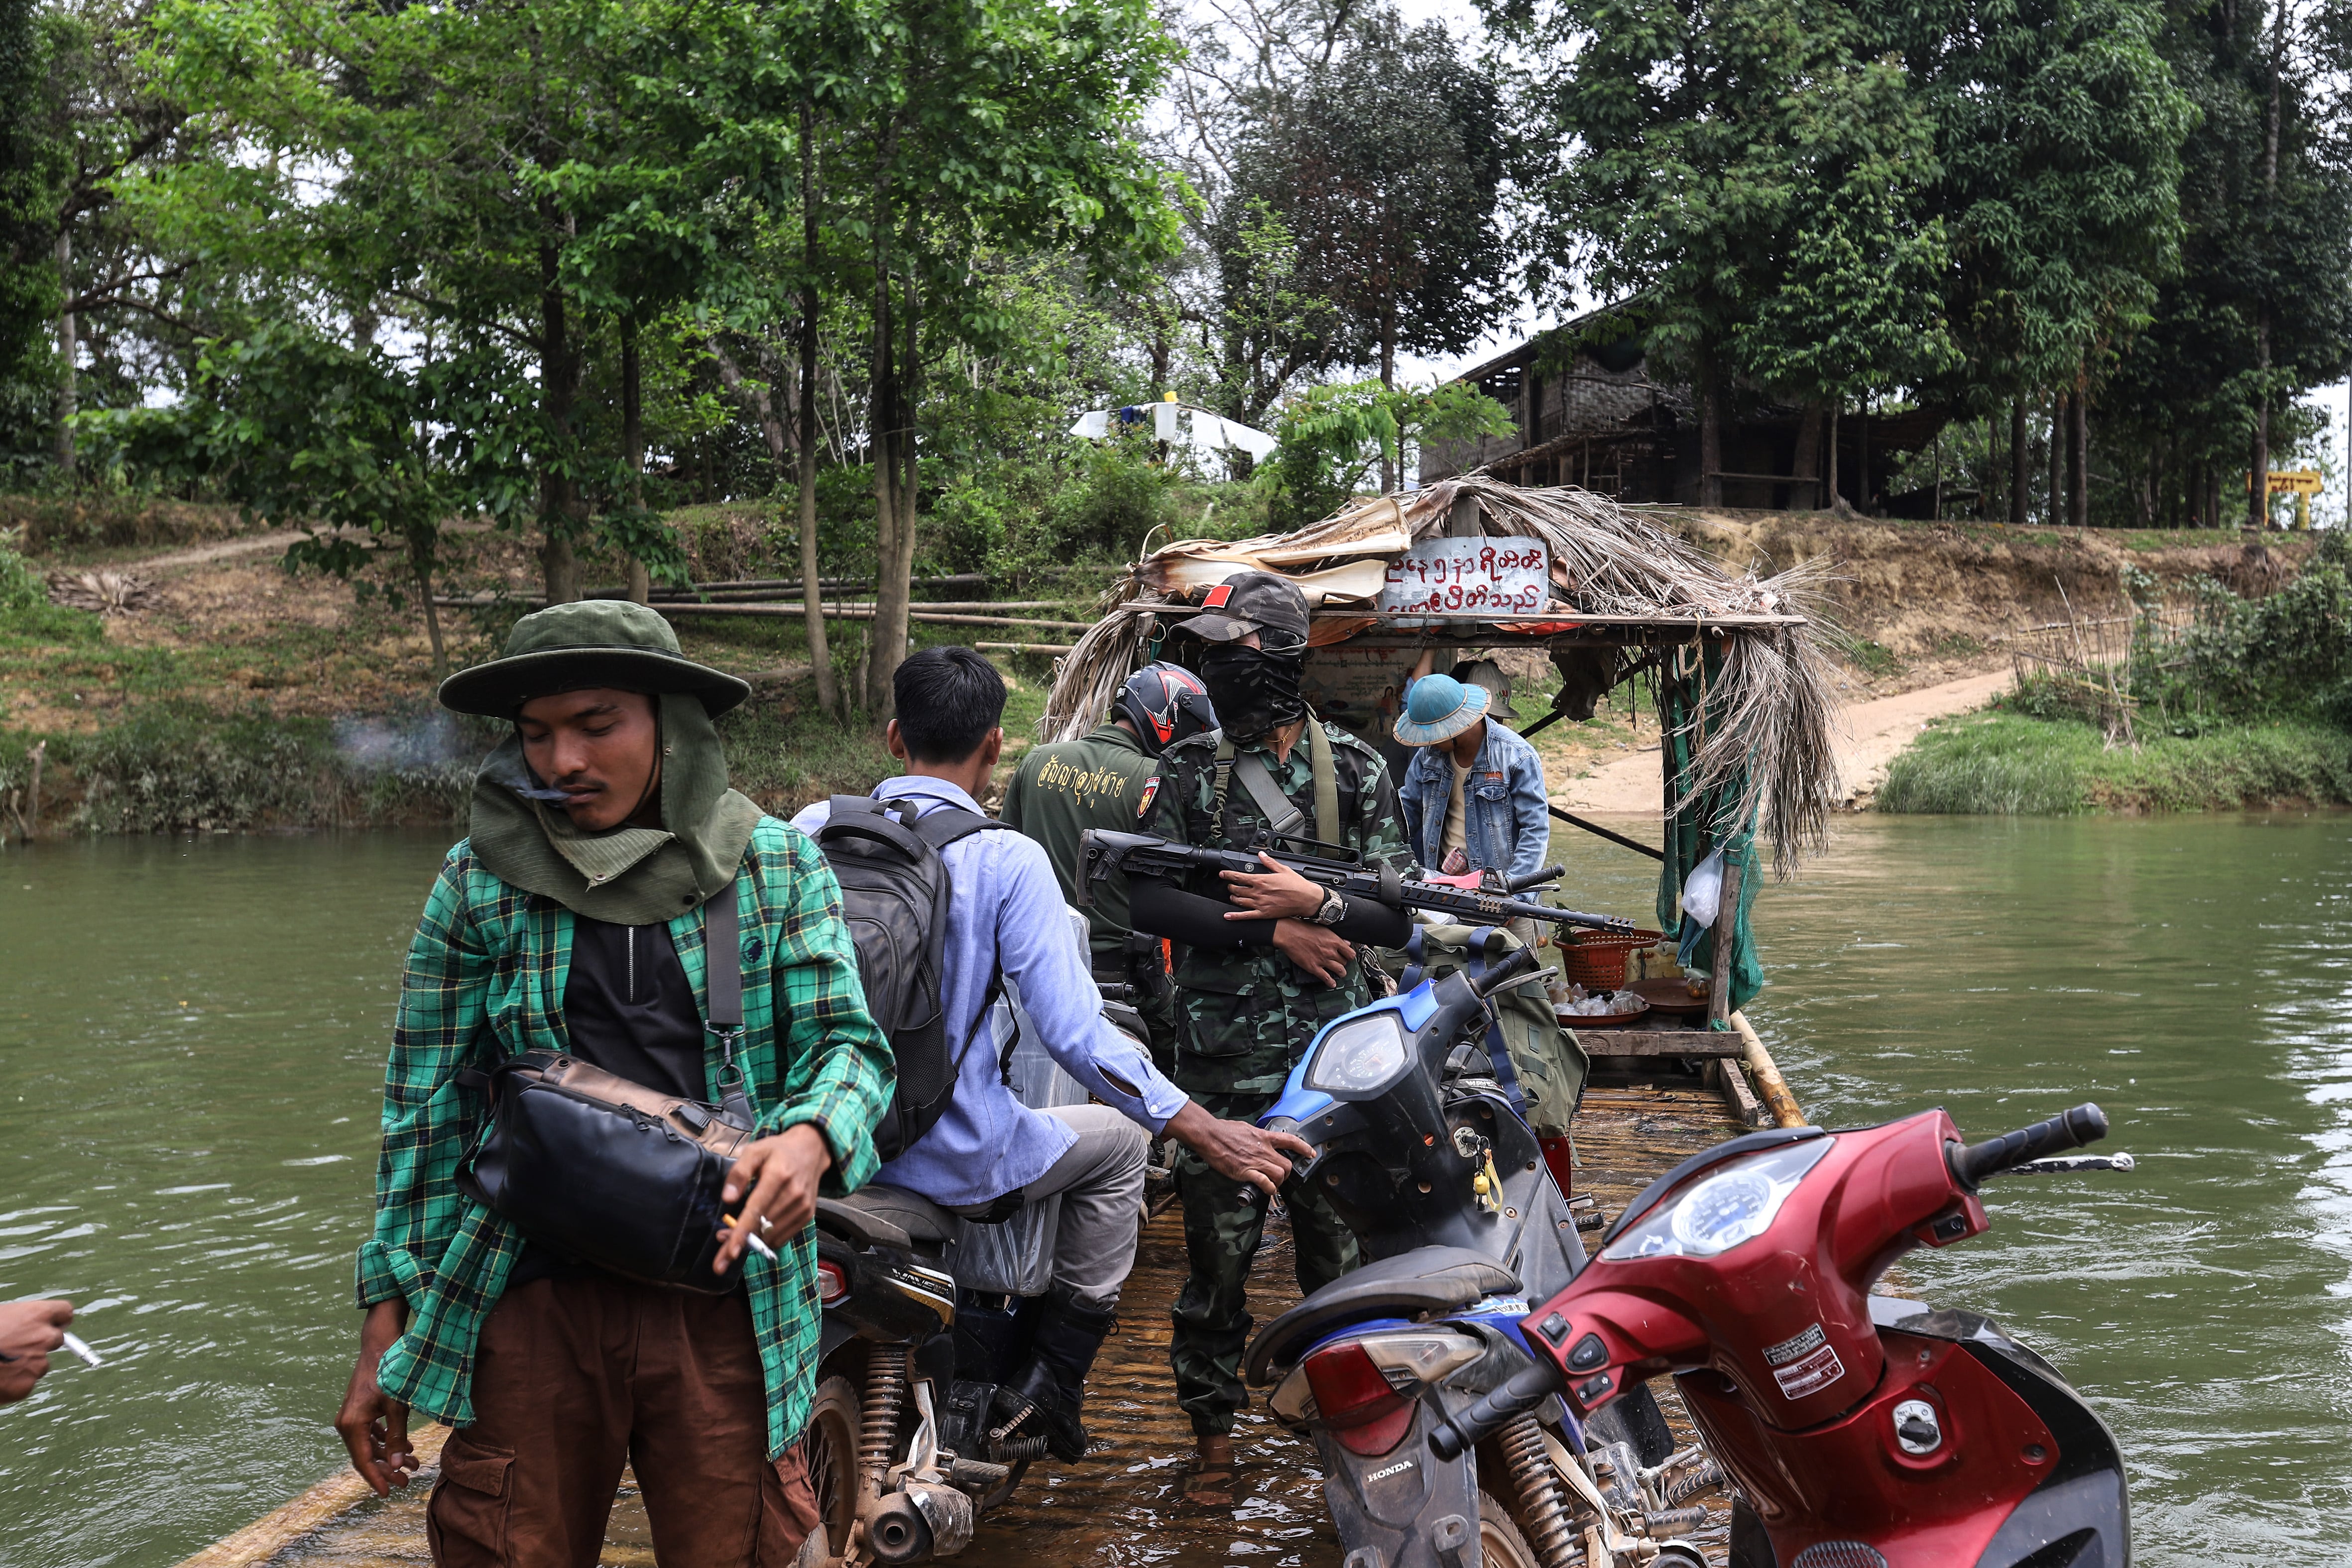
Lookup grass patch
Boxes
[1,704,480,834]
[1876,709,2352,814]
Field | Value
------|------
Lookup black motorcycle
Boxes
[794,996,1147,1567]
[1243,940,1724,1568]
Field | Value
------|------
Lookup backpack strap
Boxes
[703,876,754,1127]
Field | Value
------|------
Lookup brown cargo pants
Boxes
[427,1275,820,1568]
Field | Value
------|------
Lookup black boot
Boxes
[990,1289,1117,1462]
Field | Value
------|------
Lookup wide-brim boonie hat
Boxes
[438,600,751,718]
[1393,672,1490,746]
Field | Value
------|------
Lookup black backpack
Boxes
[813,795,1011,1162]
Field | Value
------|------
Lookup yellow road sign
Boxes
[2266,469,2324,495]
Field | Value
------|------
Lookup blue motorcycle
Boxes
[1244,942,1724,1568]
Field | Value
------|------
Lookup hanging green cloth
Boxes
[1654,644,1765,1023]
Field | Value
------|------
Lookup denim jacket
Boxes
[1397,720,1552,883]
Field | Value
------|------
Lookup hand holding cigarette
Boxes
[0,1299,74,1404]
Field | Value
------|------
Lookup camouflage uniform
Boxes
[1146,718,1414,1437]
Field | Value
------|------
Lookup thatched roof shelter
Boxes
[1041,475,1841,876]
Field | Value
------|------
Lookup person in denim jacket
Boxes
[1394,669,1552,882]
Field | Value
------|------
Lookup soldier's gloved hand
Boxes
[1220,853,1327,919]
[1166,1103,1317,1196]
[1271,918,1353,985]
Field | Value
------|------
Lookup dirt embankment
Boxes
[1542,512,2313,812]
[1672,510,2310,690]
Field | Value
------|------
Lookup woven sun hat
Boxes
[1453,658,1523,722]
[438,599,752,718]
[1393,672,1490,747]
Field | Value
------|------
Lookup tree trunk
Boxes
[1696,343,1723,508]
[1826,397,1841,507]
[411,526,448,679]
[1858,397,1870,514]
[538,233,585,604]
[1792,400,1823,511]
[799,103,838,719]
[2068,390,2088,527]
[1378,293,1398,494]
[2047,395,2063,525]
[622,318,650,604]
[2009,400,2028,524]
[53,229,74,480]
[864,230,922,719]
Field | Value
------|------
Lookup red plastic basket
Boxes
[1560,928,1663,990]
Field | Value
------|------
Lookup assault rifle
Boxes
[1076,829,1636,934]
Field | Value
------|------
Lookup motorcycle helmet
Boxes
[1115,662,1217,756]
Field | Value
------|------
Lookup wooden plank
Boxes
[1576,1029,1741,1057]
[172,1426,451,1568]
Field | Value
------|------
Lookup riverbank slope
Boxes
[3,496,2324,833]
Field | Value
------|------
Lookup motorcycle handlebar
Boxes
[1468,945,1543,1000]
[1428,1364,1559,1460]
[1950,1102,2109,1190]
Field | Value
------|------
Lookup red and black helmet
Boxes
[1116,662,1217,756]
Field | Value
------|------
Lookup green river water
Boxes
[0,815,2346,1566]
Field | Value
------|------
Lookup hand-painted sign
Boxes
[2264,469,2324,496]
[1377,537,1550,621]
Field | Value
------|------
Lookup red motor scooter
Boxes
[1429,1103,2134,1568]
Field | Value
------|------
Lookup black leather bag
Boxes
[457,882,758,1295]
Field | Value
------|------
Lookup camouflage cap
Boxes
[1172,569,1310,649]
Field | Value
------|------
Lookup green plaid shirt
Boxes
[356,817,893,1457]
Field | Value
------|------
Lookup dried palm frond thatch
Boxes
[1041,476,1841,875]
[47,569,155,614]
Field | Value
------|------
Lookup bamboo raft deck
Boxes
[176,1046,1785,1568]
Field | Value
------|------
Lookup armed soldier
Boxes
[999,663,1215,1070]
[1122,571,1415,1507]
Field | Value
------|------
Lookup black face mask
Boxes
[1197,644,1305,741]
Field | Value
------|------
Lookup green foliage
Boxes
[0,525,96,641]
[1256,379,1513,528]
[1225,11,1508,385]
[2117,544,2352,722]
[0,0,67,479]
[1877,708,2352,813]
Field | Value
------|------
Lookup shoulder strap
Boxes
[1232,752,1305,841]
[913,806,1014,851]
[1306,716,1339,845]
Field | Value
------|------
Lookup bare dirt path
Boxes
[1556,664,2015,816]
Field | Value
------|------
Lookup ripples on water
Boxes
[0,833,450,1567]
[3,817,2349,1564]
[1550,812,2352,1565]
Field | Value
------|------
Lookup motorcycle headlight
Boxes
[1600,1137,1833,1261]
[1303,1011,1411,1097]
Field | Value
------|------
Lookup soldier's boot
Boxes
[1538,1134,1575,1200]
[991,1289,1117,1462]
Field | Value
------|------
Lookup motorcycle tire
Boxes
[1477,1489,1543,1568]
[1728,1497,1774,1568]
[803,1375,864,1568]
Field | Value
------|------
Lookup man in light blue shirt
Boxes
[793,647,1311,1466]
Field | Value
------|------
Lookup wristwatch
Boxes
[1312,889,1348,927]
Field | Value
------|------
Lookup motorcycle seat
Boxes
[1245,1246,1522,1384]
[815,1184,958,1253]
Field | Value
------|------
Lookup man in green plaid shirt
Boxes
[333,602,893,1567]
